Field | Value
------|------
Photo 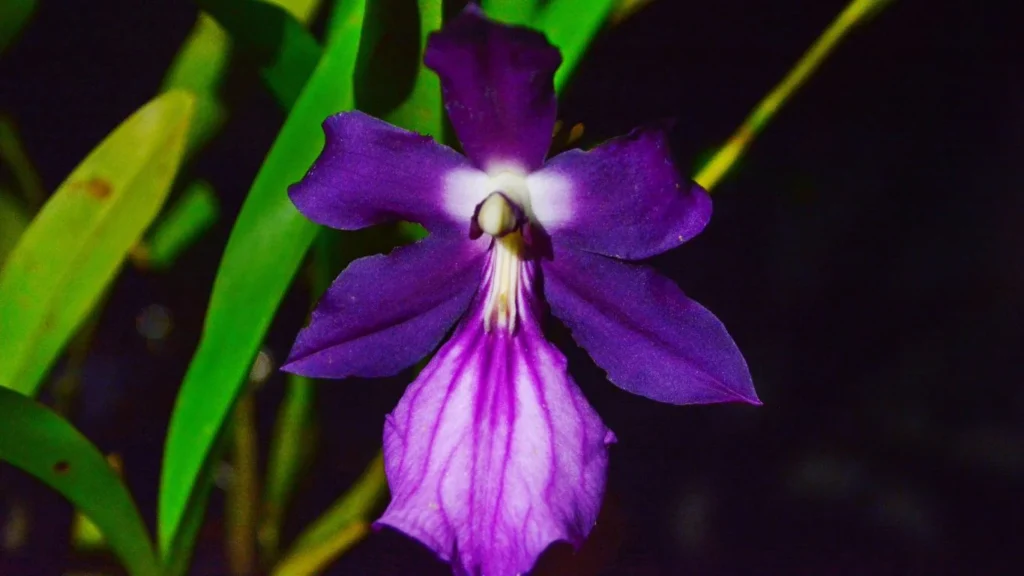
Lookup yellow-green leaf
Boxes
[0,91,194,396]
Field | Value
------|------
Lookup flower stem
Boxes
[226,393,259,576]
[695,0,892,191]
[271,454,387,576]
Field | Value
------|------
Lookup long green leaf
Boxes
[158,0,368,562]
[0,0,36,54]
[0,387,159,576]
[198,0,322,110]
[259,373,316,561]
[161,12,230,154]
[533,0,618,94]
[0,91,194,396]
[0,190,28,265]
[271,454,387,576]
[135,180,219,270]
[0,118,45,210]
[376,0,443,138]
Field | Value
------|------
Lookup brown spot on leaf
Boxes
[71,178,113,200]
[53,461,70,474]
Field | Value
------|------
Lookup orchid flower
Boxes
[282,6,758,575]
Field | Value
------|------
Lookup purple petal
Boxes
[289,111,480,233]
[530,124,712,260]
[282,234,489,378]
[543,246,759,405]
[376,296,614,576]
[425,6,560,172]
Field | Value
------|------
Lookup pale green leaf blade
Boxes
[482,0,536,25]
[0,387,159,576]
[0,91,194,396]
[136,180,219,270]
[157,0,369,561]
[161,13,229,154]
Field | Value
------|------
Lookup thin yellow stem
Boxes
[695,0,892,191]
[227,393,259,576]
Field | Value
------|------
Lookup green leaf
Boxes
[158,0,369,564]
[533,0,618,94]
[482,0,537,25]
[0,118,45,210]
[0,91,194,397]
[0,0,36,55]
[197,0,322,110]
[267,0,323,23]
[0,190,28,265]
[271,454,387,576]
[372,0,443,138]
[136,180,219,270]
[259,373,316,561]
[161,13,230,155]
[0,387,160,576]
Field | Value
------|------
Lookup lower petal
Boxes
[376,302,614,576]
[543,246,759,406]
[282,234,488,378]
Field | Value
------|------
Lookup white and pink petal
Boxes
[377,295,614,576]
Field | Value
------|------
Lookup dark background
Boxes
[1,0,1021,574]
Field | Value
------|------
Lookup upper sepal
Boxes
[425,5,560,172]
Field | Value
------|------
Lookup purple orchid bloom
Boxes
[282,6,758,575]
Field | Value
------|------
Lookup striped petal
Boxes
[376,263,614,576]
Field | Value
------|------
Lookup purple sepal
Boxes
[538,124,712,260]
[289,111,474,234]
[543,246,760,405]
[376,296,614,576]
[282,234,489,378]
[425,5,560,172]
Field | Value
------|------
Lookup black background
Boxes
[1,0,1021,574]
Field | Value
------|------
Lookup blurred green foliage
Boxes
[0,91,194,397]
[137,180,219,270]
[0,190,28,265]
[0,387,160,576]
[0,0,36,55]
